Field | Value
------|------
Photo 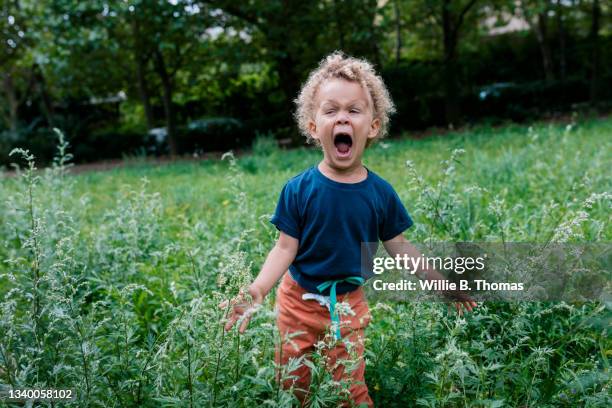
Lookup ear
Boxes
[308,119,319,142]
[367,117,381,140]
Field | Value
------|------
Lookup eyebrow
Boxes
[320,99,367,107]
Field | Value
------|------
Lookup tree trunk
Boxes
[275,51,301,136]
[556,0,566,83]
[589,0,600,106]
[131,19,155,130]
[33,64,55,128]
[135,53,155,130]
[534,11,555,81]
[1,72,20,140]
[394,0,402,65]
[153,47,178,157]
[367,0,383,69]
[268,3,303,128]
[333,0,345,50]
[442,0,460,127]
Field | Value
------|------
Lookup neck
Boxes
[318,160,367,183]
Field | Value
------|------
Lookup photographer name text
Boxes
[372,279,524,291]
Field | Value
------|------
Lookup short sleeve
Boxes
[379,188,414,241]
[270,182,301,239]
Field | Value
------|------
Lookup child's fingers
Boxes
[225,309,241,331]
[224,313,239,331]
[238,316,250,333]
[218,300,228,309]
[455,303,463,316]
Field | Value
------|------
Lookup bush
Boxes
[70,125,148,162]
[177,117,250,154]
[0,127,57,168]
[382,62,447,132]
[466,78,593,122]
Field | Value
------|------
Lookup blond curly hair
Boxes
[294,51,395,146]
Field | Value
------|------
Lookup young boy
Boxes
[220,52,477,407]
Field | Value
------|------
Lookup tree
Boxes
[205,0,384,137]
[108,1,158,131]
[1,0,34,139]
[517,0,556,81]
[555,0,568,82]
[588,0,601,105]
[36,0,215,156]
[402,0,481,126]
[206,1,326,113]
[441,0,479,126]
[393,0,403,65]
[103,0,213,156]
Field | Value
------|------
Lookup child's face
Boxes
[308,78,380,172]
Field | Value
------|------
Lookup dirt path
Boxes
[1,152,230,178]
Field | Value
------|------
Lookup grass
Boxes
[69,116,610,229]
[0,115,610,407]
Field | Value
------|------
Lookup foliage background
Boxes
[0,0,611,164]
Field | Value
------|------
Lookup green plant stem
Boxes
[212,305,231,407]
[234,332,240,383]
[187,335,194,408]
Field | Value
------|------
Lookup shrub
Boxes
[178,117,250,154]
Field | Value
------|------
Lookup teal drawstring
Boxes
[316,277,365,340]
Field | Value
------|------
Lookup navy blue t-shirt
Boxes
[270,165,414,295]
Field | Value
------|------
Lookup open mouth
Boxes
[333,132,353,158]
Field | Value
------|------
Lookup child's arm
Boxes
[383,234,477,316]
[219,231,299,333]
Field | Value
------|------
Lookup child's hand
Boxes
[451,299,478,317]
[218,284,265,333]
[443,290,478,317]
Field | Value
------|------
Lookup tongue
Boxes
[336,142,350,154]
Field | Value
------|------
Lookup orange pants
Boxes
[275,272,373,407]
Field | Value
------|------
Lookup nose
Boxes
[336,111,350,124]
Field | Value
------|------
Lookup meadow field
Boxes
[0,116,610,407]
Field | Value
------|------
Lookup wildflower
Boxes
[463,185,484,195]
[371,302,393,313]
[488,197,505,219]
[335,301,356,317]
[552,210,589,242]
[315,340,327,351]
[221,151,235,161]
[582,192,611,210]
